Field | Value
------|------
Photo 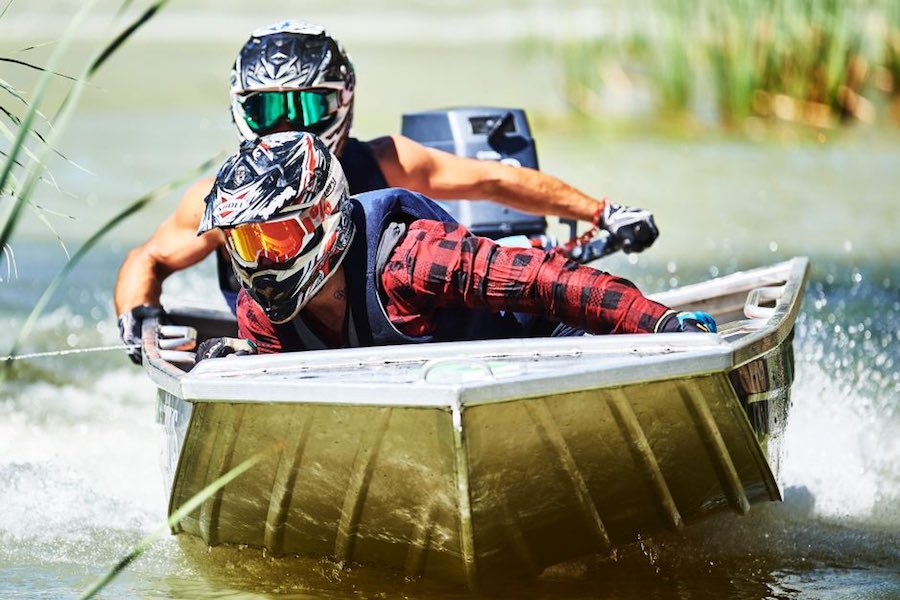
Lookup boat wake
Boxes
[0,369,164,567]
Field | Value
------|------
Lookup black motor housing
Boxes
[400,107,547,239]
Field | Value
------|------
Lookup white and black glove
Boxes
[195,337,257,362]
[601,203,659,254]
[117,305,164,365]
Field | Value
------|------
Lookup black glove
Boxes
[656,311,718,333]
[601,203,659,254]
[117,305,164,365]
[195,337,258,362]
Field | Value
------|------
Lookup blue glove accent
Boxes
[677,311,718,333]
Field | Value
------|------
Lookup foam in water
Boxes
[780,361,900,526]
[0,369,164,564]
[777,271,900,529]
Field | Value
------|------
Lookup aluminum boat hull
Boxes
[144,257,808,587]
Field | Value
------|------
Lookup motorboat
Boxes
[143,256,809,588]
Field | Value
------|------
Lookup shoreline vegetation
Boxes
[4,4,900,130]
[532,0,900,130]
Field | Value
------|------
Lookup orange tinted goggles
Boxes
[225,214,317,264]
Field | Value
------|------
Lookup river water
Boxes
[1,11,899,599]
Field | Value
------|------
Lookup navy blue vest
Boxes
[218,137,388,311]
[275,188,527,350]
[341,137,389,195]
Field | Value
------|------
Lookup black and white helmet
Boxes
[199,132,355,323]
[229,21,355,155]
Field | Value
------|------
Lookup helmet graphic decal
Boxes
[229,21,355,154]
[200,132,355,323]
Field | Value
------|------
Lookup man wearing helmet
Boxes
[115,21,661,363]
[197,132,714,358]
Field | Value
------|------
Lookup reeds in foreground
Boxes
[1,3,257,595]
[539,0,900,127]
[0,0,173,375]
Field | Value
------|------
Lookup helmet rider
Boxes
[199,132,354,323]
[196,131,715,361]
[230,21,355,155]
[115,21,662,365]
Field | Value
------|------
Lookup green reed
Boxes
[1,1,172,252]
[0,0,97,251]
[0,0,173,373]
[1,153,224,378]
[541,0,900,126]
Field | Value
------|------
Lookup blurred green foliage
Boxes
[539,0,900,127]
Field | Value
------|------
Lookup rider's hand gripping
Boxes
[600,202,659,254]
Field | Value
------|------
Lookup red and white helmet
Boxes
[229,21,355,155]
[199,132,355,323]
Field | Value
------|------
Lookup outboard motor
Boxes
[401,107,547,239]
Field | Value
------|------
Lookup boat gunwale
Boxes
[155,335,734,407]
[143,257,809,408]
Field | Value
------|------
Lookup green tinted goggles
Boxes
[240,89,339,135]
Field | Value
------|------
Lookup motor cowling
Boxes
[401,107,546,239]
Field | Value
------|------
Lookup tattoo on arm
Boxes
[333,287,346,301]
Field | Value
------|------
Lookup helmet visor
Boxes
[240,89,338,135]
[225,213,321,264]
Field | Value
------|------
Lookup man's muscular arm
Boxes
[368,134,605,223]
[114,176,223,315]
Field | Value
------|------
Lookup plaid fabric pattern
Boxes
[238,219,672,352]
[382,220,670,337]
[237,290,285,354]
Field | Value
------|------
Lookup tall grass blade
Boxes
[0,104,85,170]
[0,153,224,376]
[0,116,83,245]
[0,76,29,106]
[16,41,58,53]
[28,202,76,219]
[0,167,66,257]
[0,0,98,251]
[117,0,139,17]
[0,150,76,202]
[87,0,169,79]
[1,75,64,144]
[1,0,168,258]
[0,57,78,82]
[0,117,52,175]
[32,209,71,259]
[78,446,277,600]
